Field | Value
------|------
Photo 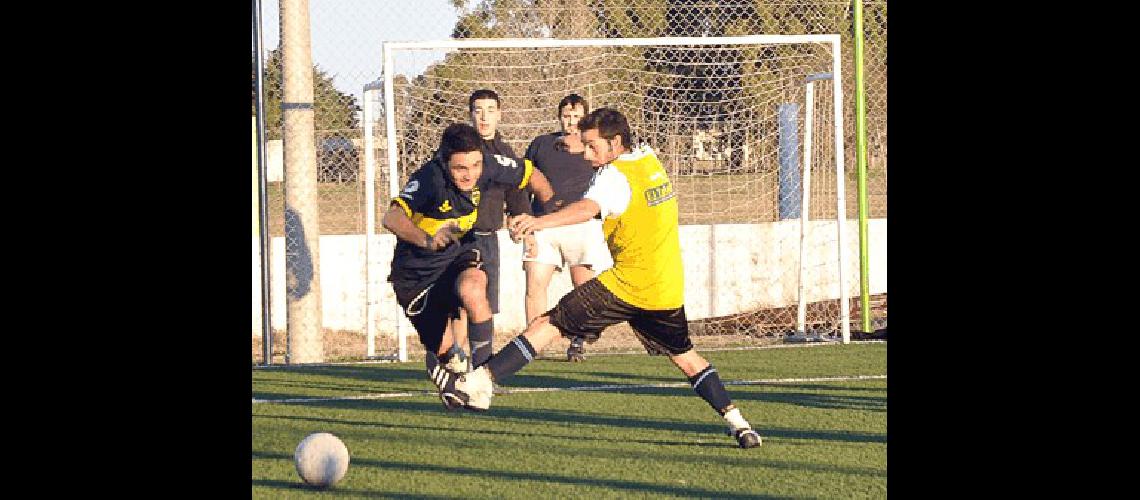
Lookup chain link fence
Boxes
[253,0,886,364]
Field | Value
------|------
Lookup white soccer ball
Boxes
[294,432,350,488]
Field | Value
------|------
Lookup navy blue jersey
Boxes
[474,135,532,230]
[388,152,533,296]
[524,132,595,215]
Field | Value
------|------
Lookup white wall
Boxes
[265,140,283,182]
[252,219,886,337]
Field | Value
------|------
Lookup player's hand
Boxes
[426,222,461,251]
[506,216,524,243]
[508,214,540,240]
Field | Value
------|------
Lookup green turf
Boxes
[253,343,886,498]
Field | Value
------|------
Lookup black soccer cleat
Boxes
[734,428,762,449]
[567,337,587,362]
[430,365,469,411]
[438,391,468,411]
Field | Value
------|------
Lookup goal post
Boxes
[369,35,851,360]
[792,71,851,343]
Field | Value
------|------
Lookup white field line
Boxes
[252,374,886,405]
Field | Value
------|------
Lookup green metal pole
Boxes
[853,1,872,333]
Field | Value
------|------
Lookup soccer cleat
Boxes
[734,428,762,449]
[429,365,468,411]
[438,391,468,411]
[455,365,494,411]
[566,337,587,362]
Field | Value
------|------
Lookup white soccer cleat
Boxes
[456,366,494,411]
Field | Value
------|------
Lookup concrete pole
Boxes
[280,0,323,363]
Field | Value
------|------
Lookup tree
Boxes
[252,48,359,140]
[393,1,885,176]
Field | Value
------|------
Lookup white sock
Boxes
[723,408,750,431]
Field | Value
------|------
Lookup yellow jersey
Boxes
[585,145,684,310]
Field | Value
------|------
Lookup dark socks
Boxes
[468,318,494,367]
[484,335,537,383]
[688,365,733,415]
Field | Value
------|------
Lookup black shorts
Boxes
[458,231,500,314]
[546,278,693,356]
[392,260,467,355]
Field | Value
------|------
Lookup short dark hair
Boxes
[468,89,500,112]
[438,123,483,162]
[577,108,631,149]
[557,94,588,118]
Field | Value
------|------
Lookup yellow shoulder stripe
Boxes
[518,158,534,190]
[391,197,412,218]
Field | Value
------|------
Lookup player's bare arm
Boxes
[526,168,555,206]
[381,203,459,251]
[509,198,601,239]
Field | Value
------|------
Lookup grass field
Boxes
[252,342,886,498]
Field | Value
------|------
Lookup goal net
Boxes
[369,35,853,361]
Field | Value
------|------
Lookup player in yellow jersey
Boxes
[452,109,762,448]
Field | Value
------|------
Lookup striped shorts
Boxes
[546,278,693,356]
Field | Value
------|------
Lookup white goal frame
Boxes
[366,35,850,361]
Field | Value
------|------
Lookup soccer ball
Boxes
[294,432,350,488]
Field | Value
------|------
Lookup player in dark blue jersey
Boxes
[383,122,551,411]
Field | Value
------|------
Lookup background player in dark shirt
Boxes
[452,89,542,373]
[520,94,613,362]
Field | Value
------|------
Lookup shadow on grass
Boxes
[253,366,684,401]
[251,453,800,499]
[731,390,887,413]
[251,478,451,499]
[777,382,887,393]
[528,369,680,385]
[253,357,886,400]
[253,378,886,416]
[257,411,724,449]
[502,383,887,415]
[252,379,421,397]
[252,363,662,394]
[253,365,428,384]
[252,365,438,401]
[257,397,884,445]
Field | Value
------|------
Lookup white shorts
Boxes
[522,219,612,272]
